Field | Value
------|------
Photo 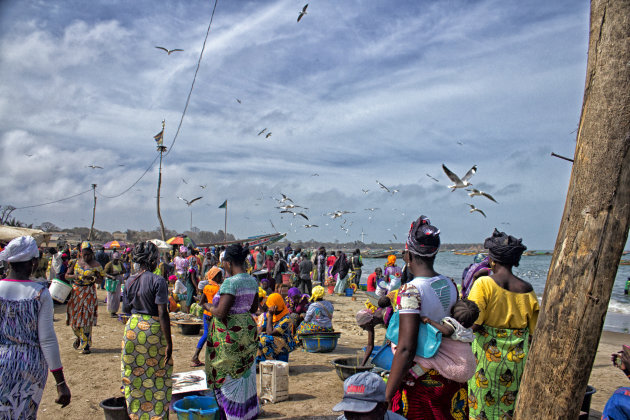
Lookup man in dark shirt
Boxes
[297,253,313,295]
[94,247,110,289]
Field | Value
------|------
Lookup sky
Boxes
[0,0,592,249]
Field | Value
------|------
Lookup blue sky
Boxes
[0,0,591,248]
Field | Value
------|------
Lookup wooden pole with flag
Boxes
[219,200,227,241]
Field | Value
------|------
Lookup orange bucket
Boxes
[327,285,335,295]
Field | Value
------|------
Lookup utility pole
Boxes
[156,120,167,241]
[88,184,97,241]
[514,1,630,418]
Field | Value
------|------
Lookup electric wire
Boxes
[163,0,219,158]
[12,188,94,210]
[96,152,161,199]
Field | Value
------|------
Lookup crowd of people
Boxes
[0,217,627,419]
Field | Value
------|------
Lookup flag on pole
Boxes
[154,129,164,146]
[218,200,227,209]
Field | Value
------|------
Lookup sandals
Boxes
[190,361,205,367]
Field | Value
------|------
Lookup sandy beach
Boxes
[38,290,628,419]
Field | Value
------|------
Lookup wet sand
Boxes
[38,290,628,419]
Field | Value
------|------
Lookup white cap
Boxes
[0,236,39,263]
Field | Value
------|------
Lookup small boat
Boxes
[197,232,286,248]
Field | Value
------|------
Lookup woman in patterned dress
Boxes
[121,241,173,420]
[66,241,105,354]
[0,236,71,417]
[385,216,467,420]
[256,293,297,362]
[205,244,259,420]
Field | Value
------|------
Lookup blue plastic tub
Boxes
[173,395,219,420]
[299,332,341,353]
[344,288,353,297]
[370,343,394,370]
[362,346,383,358]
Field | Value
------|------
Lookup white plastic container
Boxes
[258,360,289,403]
[49,279,72,303]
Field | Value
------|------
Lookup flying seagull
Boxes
[155,46,184,55]
[457,141,464,146]
[466,203,486,218]
[442,164,477,191]
[466,188,498,203]
[362,189,369,194]
[182,178,188,184]
[178,196,203,207]
[86,165,103,169]
[277,194,293,204]
[376,180,390,192]
[276,204,308,210]
[280,210,309,220]
[235,98,241,104]
[391,189,399,194]
[311,173,319,176]
[25,154,33,157]
[297,4,308,22]
[257,128,267,136]
[328,210,354,219]
[303,224,318,228]
[265,132,272,139]
[200,184,207,189]
[364,208,379,211]
[426,174,440,183]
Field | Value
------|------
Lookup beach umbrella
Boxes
[149,239,171,250]
[104,240,127,250]
[166,236,196,249]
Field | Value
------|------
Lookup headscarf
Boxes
[287,287,301,299]
[0,236,39,263]
[266,293,289,323]
[406,215,440,257]
[266,249,274,256]
[179,245,188,254]
[386,255,397,266]
[473,253,486,264]
[310,285,325,301]
[258,287,267,302]
[81,241,92,250]
[356,309,375,327]
[205,266,222,282]
[484,228,527,267]
[133,242,159,267]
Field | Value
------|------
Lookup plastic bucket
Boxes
[370,343,394,370]
[49,279,72,303]
[327,285,335,295]
[99,397,130,420]
[105,278,119,292]
[173,395,219,420]
[281,273,292,285]
[345,288,354,297]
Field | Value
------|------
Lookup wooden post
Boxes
[88,184,97,241]
[514,1,630,418]
[156,120,167,241]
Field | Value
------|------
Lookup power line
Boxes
[164,0,219,158]
[97,152,161,199]
[12,188,94,210]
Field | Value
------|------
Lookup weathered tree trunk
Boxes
[514,1,630,419]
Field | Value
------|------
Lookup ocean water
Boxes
[358,253,630,333]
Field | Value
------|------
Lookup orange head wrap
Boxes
[386,255,397,266]
[266,293,289,323]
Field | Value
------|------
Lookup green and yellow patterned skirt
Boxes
[121,314,173,420]
[468,324,529,420]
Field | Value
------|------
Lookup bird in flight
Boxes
[277,204,308,210]
[393,234,398,240]
[265,132,272,139]
[341,226,349,234]
[86,165,103,169]
[277,194,294,204]
[281,210,309,220]
[364,208,379,212]
[257,128,267,136]
[25,154,33,157]
[466,188,498,203]
[442,164,477,191]
[155,46,184,55]
[426,174,440,183]
[328,210,354,219]
[362,189,369,194]
[457,141,464,146]
[178,196,203,206]
[200,184,207,189]
[466,203,486,218]
[376,180,391,192]
[297,4,308,22]
[303,224,319,228]
[235,98,241,104]
[182,178,188,184]
[311,173,319,176]
[391,189,399,194]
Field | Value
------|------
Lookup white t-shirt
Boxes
[173,279,187,294]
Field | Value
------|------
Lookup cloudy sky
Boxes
[0,0,591,249]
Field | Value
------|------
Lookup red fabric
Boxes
[367,273,377,292]
[391,370,468,420]
[326,256,337,267]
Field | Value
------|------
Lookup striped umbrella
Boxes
[103,240,127,250]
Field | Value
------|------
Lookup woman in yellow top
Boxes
[66,242,106,354]
[191,267,223,367]
[467,229,539,420]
